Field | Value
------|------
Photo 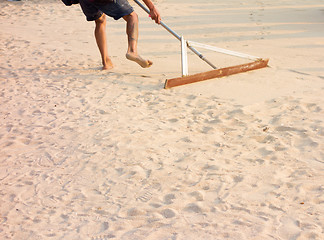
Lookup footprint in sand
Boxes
[161,208,176,218]
[184,203,202,213]
[163,193,176,205]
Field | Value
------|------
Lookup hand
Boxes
[149,7,161,24]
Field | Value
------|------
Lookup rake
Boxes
[134,0,269,89]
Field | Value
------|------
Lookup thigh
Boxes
[98,0,134,20]
[79,0,103,21]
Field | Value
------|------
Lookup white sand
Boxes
[1,0,323,239]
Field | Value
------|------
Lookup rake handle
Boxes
[133,0,181,40]
[133,0,217,69]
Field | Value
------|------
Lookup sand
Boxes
[0,0,323,239]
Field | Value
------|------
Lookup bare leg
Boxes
[95,14,113,70]
[123,12,152,68]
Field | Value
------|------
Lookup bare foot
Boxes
[102,58,114,70]
[126,52,153,68]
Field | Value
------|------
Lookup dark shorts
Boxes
[79,0,134,21]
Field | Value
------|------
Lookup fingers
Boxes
[154,15,161,24]
[149,14,159,24]
[151,16,159,24]
[149,8,161,24]
[153,13,161,24]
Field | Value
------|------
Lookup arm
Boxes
[142,0,161,24]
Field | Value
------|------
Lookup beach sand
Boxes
[0,0,323,239]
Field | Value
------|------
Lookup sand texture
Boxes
[1,0,324,239]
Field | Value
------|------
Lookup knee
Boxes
[124,11,138,22]
[130,12,138,20]
[95,14,106,25]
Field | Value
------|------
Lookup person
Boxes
[78,0,161,70]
